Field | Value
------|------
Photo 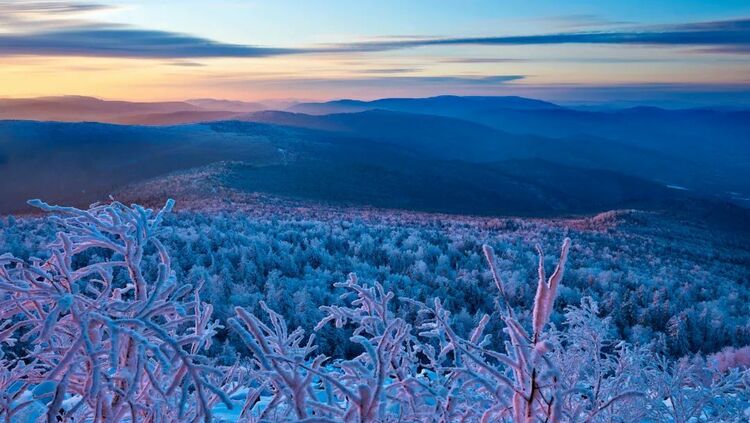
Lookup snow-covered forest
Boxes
[3,200,748,361]
[1,200,748,421]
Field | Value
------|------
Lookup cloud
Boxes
[0,1,300,58]
[265,75,525,87]
[0,1,118,31]
[0,1,110,14]
[441,58,524,64]
[545,14,634,29]
[196,75,525,91]
[351,68,421,74]
[359,34,441,41]
[335,18,750,53]
[699,45,750,54]
[168,61,207,67]
[0,28,304,58]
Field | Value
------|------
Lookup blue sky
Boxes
[114,1,750,41]
[1,0,749,105]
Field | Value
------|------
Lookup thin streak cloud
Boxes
[351,68,421,74]
[0,28,304,58]
[0,0,119,31]
[335,18,750,53]
[219,75,526,86]
[441,58,524,63]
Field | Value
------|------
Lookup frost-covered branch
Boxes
[0,199,230,422]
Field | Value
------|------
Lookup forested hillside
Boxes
[0,119,695,216]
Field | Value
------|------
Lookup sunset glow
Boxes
[1,0,749,104]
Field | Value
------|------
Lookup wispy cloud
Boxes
[441,58,524,64]
[0,28,303,58]
[1,1,108,13]
[334,18,750,54]
[0,0,298,58]
[216,75,526,87]
[167,61,207,67]
[440,57,680,64]
[357,34,441,41]
[0,0,118,31]
[350,68,421,74]
[544,14,634,29]
[200,75,526,91]
[285,75,524,86]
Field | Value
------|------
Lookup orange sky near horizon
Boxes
[1,0,750,104]
[3,48,749,102]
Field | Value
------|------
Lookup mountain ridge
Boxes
[0,118,706,219]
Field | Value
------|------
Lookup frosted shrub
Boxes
[709,346,750,372]
[645,356,750,422]
[551,298,650,422]
[0,200,230,422]
[229,274,431,422]
[405,239,642,422]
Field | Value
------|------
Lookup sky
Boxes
[1,0,750,105]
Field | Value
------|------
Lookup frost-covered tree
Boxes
[645,355,750,423]
[403,239,644,422]
[0,200,231,422]
[228,274,431,422]
[5,205,750,359]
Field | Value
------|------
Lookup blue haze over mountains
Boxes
[0,95,747,227]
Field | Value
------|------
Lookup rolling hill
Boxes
[0,119,695,217]
[285,97,750,198]
[239,109,741,199]
[0,96,263,125]
[0,120,284,210]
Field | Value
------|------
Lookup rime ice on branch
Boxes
[227,238,653,422]
[0,200,231,422]
[229,274,430,422]
[408,239,592,422]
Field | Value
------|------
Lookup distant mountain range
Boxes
[0,95,747,222]
[289,95,562,115]
[0,96,265,125]
[281,96,750,199]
